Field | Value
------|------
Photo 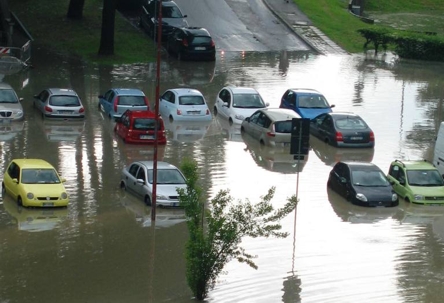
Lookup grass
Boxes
[9,0,156,64]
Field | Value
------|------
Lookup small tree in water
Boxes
[177,159,298,300]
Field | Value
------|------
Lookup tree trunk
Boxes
[98,0,118,56]
[67,0,85,20]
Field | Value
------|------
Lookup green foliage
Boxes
[178,158,298,300]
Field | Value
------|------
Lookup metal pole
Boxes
[151,0,163,221]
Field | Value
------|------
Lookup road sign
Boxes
[290,118,310,155]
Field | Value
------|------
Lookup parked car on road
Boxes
[33,88,85,120]
[214,86,268,125]
[279,88,334,119]
[139,0,188,40]
[159,88,211,122]
[114,110,167,144]
[0,82,24,121]
[387,159,444,205]
[240,108,300,147]
[2,158,69,208]
[98,88,150,119]
[310,112,375,148]
[328,161,398,207]
[120,161,187,207]
[166,27,216,61]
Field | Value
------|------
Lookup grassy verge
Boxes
[9,0,156,64]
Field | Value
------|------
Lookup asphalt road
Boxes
[173,0,312,52]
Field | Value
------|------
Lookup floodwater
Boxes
[1,49,444,303]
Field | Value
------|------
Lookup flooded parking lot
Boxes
[1,49,444,302]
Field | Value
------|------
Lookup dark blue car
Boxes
[279,88,334,119]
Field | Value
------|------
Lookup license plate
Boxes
[0,119,11,124]
[43,202,54,207]
[58,110,73,114]
[195,47,205,50]
[187,111,200,115]
[140,135,154,139]
[283,142,291,146]
[350,136,363,140]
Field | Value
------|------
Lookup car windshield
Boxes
[147,169,186,184]
[0,89,18,103]
[232,94,265,108]
[352,170,390,187]
[298,95,329,108]
[118,96,146,106]
[133,118,156,130]
[162,6,183,18]
[274,121,292,133]
[335,117,367,130]
[179,95,205,105]
[49,95,80,107]
[21,169,61,184]
[407,170,444,186]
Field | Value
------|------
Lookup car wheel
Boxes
[120,181,126,190]
[240,126,245,133]
[17,196,23,207]
[214,106,218,116]
[229,118,233,126]
[260,139,265,146]
[169,115,174,123]
[177,52,183,61]
[108,114,112,120]
[1,183,5,196]
[405,197,410,203]
[98,103,101,111]
[145,195,152,206]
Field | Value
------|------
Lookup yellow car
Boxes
[1,158,69,207]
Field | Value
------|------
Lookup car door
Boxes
[318,114,335,141]
[159,90,174,118]
[329,162,344,195]
[244,110,262,138]
[116,112,130,139]
[388,164,408,199]
[218,89,231,119]
[280,90,296,111]
[4,162,20,199]
[100,90,114,116]
[310,114,326,138]
[134,165,148,197]
[34,90,49,114]
[168,29,181,54]
[125,163,141,193]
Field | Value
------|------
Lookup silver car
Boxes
[120,161,187,207]
[241,108,301,147]
[0,82,24,122]
[33,88,85,119]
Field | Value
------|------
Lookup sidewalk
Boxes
[262,0,348,54]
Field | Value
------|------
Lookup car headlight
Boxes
[61,192,68,199]
[156,194,168,200]
[413,194,424,201]
[356,193,367,202]
[392,193,398,201]
[16,110,23,117]
[234,114,245,120]
[27,192,34,199]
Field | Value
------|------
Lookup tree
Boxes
[177,159,298,300]
[67,0,85,20]
[98,0,118,56]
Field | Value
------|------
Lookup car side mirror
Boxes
[184,15,188,18]
[137,179,145,185]
[222,102,228,107]
[12,178,18,184]
[330,104,335,108]
[340,177,347,183]
[265,102,270,107]
[114,117,122,123]
[389,179,395,185]
[98,95,104,98]
[245,117,250,122]
[19,97,24,102]
[61,178,66,183]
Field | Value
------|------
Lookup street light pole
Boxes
[151,0,163,221]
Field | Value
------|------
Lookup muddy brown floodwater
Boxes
[1,48,444,303]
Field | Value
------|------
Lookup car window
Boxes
[8,162,20,179]
[219,89,230,105]
[118,96,146,106]
[249,111,261,123]
[407,169,444,186]
[233,94,265,108]
[389,165,406,183]
[128,164,140,177]
[49,95,80,106]
[104,90,115,103]
[191,36,211,45]
[335,117,367,130]
[162,6,183,18]
[0,89,19,103]
[122,114,131,127]
[179,96,204,105]
[134,118,156,130]
[285,91,296,106]
[274,121,292,133]
[161,91,174,103]
[333,162,345,178]
[322,115,333,128]
[36,90,49,102]
[136,167,146,181]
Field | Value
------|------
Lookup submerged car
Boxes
[159,88,212,122]
[0,82,24,121]
[328,161,398,207]
[2,158,69,207]
[279,88,334,120]
[120,161,187,207]
[310,112,375,148]
[33,88,85,119]
[241,108,300,147]
[98,88,150,119]
[387,159,444,205]
[114,110,167,144]
[166,27,216,61]
[214,86,269,125]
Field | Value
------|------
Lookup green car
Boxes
[387,160,444,205]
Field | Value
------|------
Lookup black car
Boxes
[310,112,375,148]
[139,0,188,40]
[327,161,398,207]
[166,27,216,61]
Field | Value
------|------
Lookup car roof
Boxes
[341,162,380,170]
[288,88,322,94]
[392,159,436,170]
[260,108,301,120]
[0,82,14,90]
[11,158,55,169]
[327,112,361,119]
[113,88,145,96]
[124,110,157,118]
[135,161,180,170]
[47,88,78,96]
[224,86,260,94]
[168,88,203,96]
[181,27,211,36]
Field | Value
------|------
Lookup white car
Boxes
[159,88,212,122]
[214,86,269,125]
[0,82,24,122]
[120,161,187,207]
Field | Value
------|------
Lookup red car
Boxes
[114,110,167,144]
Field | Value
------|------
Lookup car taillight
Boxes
[336,131,343,142]
[370,131,375,141]
[211,40,215,47]
[114,97,119,112]
[266,131,275,137]
[44,106,53,112]
[79,107,85,113]
[177,109,182,115]
[182,39,189,47]
[144,96,150,109]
